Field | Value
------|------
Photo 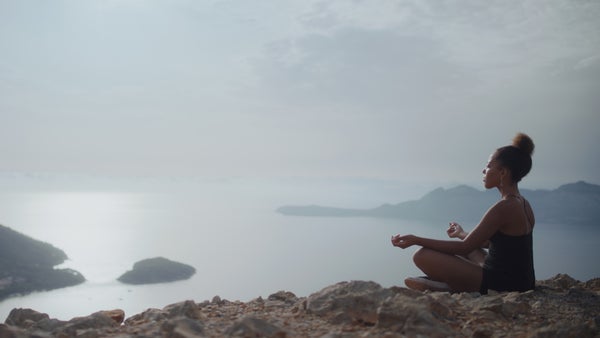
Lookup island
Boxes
[0,224,85,301]
[117,257,196,285]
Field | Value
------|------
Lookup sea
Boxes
[0,175,598,321]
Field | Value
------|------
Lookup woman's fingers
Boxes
[447,222,461,238]
[391,234,406,247]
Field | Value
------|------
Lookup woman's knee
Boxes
[413,247,434,267]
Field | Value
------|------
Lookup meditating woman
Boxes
[391,133,536,294]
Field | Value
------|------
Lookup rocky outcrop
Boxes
[2,274,599,337]
[117,257,196,285]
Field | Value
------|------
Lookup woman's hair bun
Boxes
[512,132,534,156]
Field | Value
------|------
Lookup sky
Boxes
[1,0,599,189]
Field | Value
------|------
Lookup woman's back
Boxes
[496,195,535,236]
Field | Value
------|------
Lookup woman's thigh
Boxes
[413,248,483,292]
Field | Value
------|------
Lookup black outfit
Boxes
[480,231,535,294]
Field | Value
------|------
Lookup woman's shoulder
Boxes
[486,197,525,219]
[481,199,513,224]
[490,195,535,232]
[490,198,518,210]
[494,195,530,208]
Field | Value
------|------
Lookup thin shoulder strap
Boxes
[522,198,534,232]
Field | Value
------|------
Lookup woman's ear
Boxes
[499,167,507,178]
[500,167,511,180]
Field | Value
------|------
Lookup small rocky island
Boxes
[0,224,85,301]
[117,257,196,285]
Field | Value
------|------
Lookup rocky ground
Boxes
[1,274,598,337]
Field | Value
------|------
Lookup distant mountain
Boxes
[0,225,85,301]
[277,181,600,225]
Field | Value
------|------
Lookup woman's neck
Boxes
[499,184,520,199]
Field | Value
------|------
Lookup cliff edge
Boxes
[2,274,598,337]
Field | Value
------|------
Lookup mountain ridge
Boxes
[277,181,600,225]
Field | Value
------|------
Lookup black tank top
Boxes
[482,231,535,292]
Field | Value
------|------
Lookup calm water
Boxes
[0,178,598,321]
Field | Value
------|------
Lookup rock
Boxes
[584,277,600,291]
[224,316,287,337]
[0,323,53,338]
[268,290,298,304]
[161,317,205,338]
[117,257,196,285]
[306,280,396,325]
[2,274,599,337]
[52,311,121,337]
[211,295,223,305]
[3,308,122,337]
[100,309,125,324]
[537,273,581,290]
[529,320,598,338]
[5,308,50,328]
[376,293,454,336]
[163,300,202,320]
[124,307,168,326]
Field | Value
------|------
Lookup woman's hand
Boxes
[391,234,419,249]
[447,222,467,239]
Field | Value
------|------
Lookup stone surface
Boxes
[2,274,599,337]
[306,280,397,325]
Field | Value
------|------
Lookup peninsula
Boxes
[0,225,85,301]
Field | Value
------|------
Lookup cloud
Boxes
[244,0,600,183]
[298,0,413,32]
[252,27,474,117]
[250,0,600,116]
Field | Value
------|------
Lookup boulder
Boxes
[306,280,396,325]
[4,308,124,337]
[376,294,455,336]
[224,316,287,338]
[160,317,205,338]
[4,308,50,328]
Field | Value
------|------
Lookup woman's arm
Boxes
[447,222,490,248]
[391,235,472,256]
[392,202,505,255]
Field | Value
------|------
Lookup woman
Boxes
[391,133,536,294]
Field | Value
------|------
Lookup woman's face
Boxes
[482,152,503,189]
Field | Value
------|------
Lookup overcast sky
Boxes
[1,0,599,188]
